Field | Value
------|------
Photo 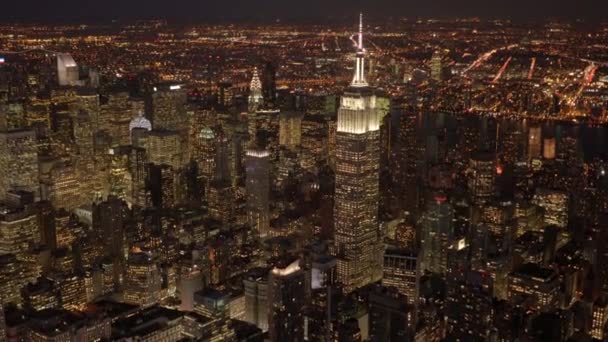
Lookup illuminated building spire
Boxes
[250,67,262,91]
[351,13,368,87]
[249,67,263,111]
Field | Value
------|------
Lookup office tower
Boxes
[145,130,185,169]
[56,53,79,86]
[123,250,162,308]
[76,88,100,129]
[468,151,496,203]
[532,188,569,228]
[178,264,203,312]
[246,149,270,238]
[368,285,415,342]
[129,112,152,138]
[244,267,269,331]
[36,201,57,251]
[481,199,516,254]
[0,130,39,200]
[45,162,81,211]
[382,246,420,308]
[334,15,382,293]
[430,50,443,82]
[420,195,454,274]
[591,296,608,340]
[21,277,61,311]
[112,306,184,340]
[446,270,494,340]
[92,196,125,291]
[507,263,560,312]
[262,61,277,105]
[57,273,87,311]
[279,111,303,149]
[148,164,176,209]
[499,121,525,167]
[543,137,556,160]
[73,110,94,154]
[397,109,420,217]
[0,204,39,257]
[192,126,216,191]
[248,68,264,112]
[0,253,36,306]
[268,258,306,342]
[151,82,187,131]
[528,125,542,161]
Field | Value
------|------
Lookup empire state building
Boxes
[334,14,383,293]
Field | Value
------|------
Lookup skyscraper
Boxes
[430,51,443,82]
[0,130,40,201]
[268,258,306,342]
[468,151,496,203]
[123,250,162,308]
[248,68,263,112]
[246,149,270,238]
[528,125,542,161]
[420,195,454,274]
[56,53,79,86]
[334,14,383,293]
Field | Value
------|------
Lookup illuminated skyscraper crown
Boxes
[351,13,368,87]
[250,67,262,91]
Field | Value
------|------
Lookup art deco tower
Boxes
[248,67,264,112]
[334,14,382,293]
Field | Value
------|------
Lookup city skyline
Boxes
[0,5,607,342]
[1,0,608,22]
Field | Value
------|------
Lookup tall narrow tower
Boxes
[334,14,382,293]
[248,67,263,112]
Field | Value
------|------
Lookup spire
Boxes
[358,12,363,51]
[250,67,262,91]
[249,67,263,111]
[351,13,368,88]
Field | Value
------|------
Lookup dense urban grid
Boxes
[0,13,607,342]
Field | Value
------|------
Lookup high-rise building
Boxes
[528,126,542,161]
[0,204,39,257]
[150,82,187,131]
[0,130,40,200]
[0,253,37,306]
[430,51,443,82]
[446,270,494,340]
[22,277,60,311]
[123,250,162,308]
[368,285,415,342]
[334,15,383,293]
[244,267,269,331]
[507,263,560,312]
[249,68,264,112]
[591,296,608,340]
[268,258,306,342]
[543,137,556,160]
[246,149,270,238]
[467,151,496,203]
[532,188,569,228]
[56,53,79,86]
[420,195,454,274]
[262,61,277,105]
[382,246,420,308]
[279,111,303,149]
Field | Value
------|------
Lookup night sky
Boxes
[1,0,607,22]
